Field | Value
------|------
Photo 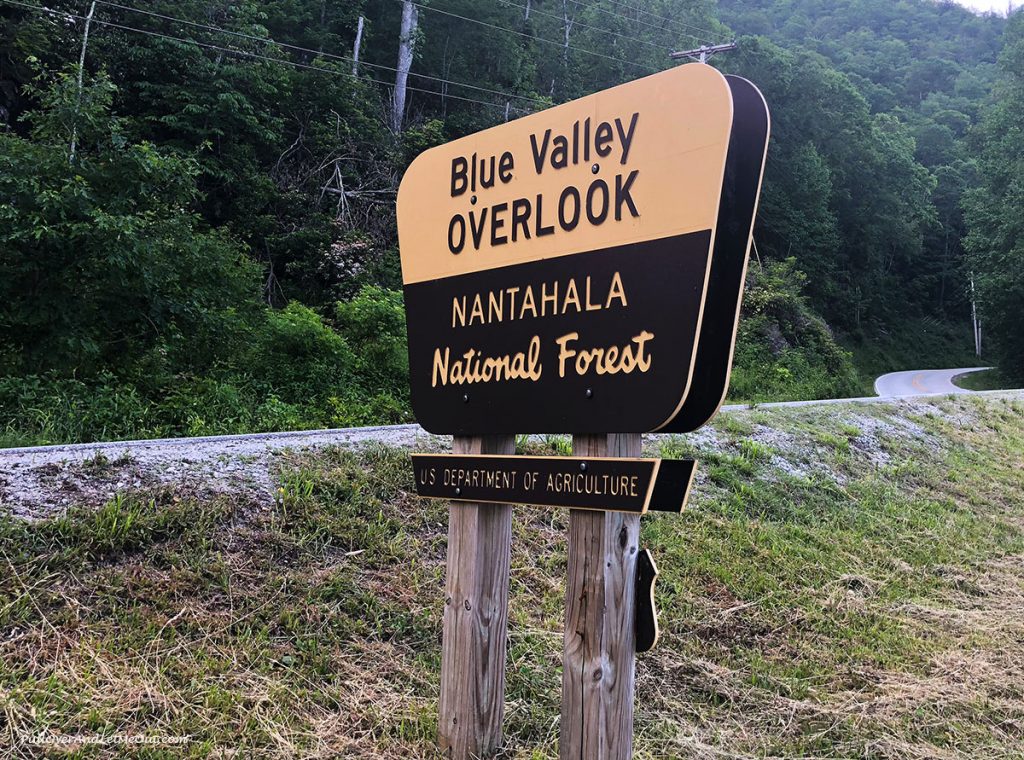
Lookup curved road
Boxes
[874,367,991,398]
[0,365,1019,519]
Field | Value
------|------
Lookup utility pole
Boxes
[669,41,737,64]
[392,0,418,133]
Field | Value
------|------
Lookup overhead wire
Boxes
[0,0,537,114]
[404,1,659,73]
[497,0,672,54]
[575,0,728,44]
[565,0,704,46]
[93,0,547,107]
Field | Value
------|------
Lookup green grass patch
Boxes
[2,399,1023,757]
[953,367,1015,391]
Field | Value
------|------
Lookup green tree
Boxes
[964,12,1024,381]
[719,0,1005,334]
[0,69,260,377]
[725,36,935,332]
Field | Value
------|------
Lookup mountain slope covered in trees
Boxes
[0,0,1018,445]
[720,0,1004,335]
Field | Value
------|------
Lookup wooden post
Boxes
[439,434,516,758]
[560,433,642,760]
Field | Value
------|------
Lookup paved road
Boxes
[0,367,1005,460]
[874,367,991,398]
[2,368,1021,519]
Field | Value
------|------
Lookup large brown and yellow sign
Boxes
[397,63,769,434]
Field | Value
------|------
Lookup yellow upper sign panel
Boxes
[397,63,735,285]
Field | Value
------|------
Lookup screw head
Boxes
[591,163,600,174]
[585,388,593,398]
[454,487,462,496]
[470,194,478,204]
[462,394,469,403]
[580,462,588,472]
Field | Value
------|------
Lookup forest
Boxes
[0,0,1021,445]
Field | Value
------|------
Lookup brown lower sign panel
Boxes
[412,454,696,514]
[404,231,711,435]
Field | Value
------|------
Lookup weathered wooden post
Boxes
[438,434,515,757]
[561,433,641,759]
[396,63,770,759]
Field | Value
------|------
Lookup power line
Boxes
[499,0,672,54]
[407,1,659,73]
[573,0,727,44]
[566,0,703,46]
[0,0,534,114]
[93,0,547,107]
[568,0,729,48]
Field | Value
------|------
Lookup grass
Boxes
[1,397,1023,757]
[954,367,1016,391]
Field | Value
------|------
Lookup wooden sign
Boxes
[412,454,696,514]
[397,63,769,435]
[663,76,770,432]
[398,62,772,760]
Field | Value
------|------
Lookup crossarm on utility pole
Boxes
[669,41,737,64]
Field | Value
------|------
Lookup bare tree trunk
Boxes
[392,0,419,133]
[971,275,982,357]
[554,0,576,96]
[70,0,96,164]
[561,0,574,66]
[441,35,452,116]
[318,0,326,54]
[352,15,364,76]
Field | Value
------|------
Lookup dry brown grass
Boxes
[1,398,1023,757]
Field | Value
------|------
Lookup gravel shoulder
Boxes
[3,390,1022,521]
[0,424,441,520]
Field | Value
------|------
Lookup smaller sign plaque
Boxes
[412,454,696,514]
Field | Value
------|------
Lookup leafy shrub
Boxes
[0,74,414,446]
[334,286,409,404]
[242,302,356,405]
[730,259,862,402]
[155,377,256,437]
[0,70,262,378]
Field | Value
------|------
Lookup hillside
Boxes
[2,2,1022,446]
[2,393,1022,757]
